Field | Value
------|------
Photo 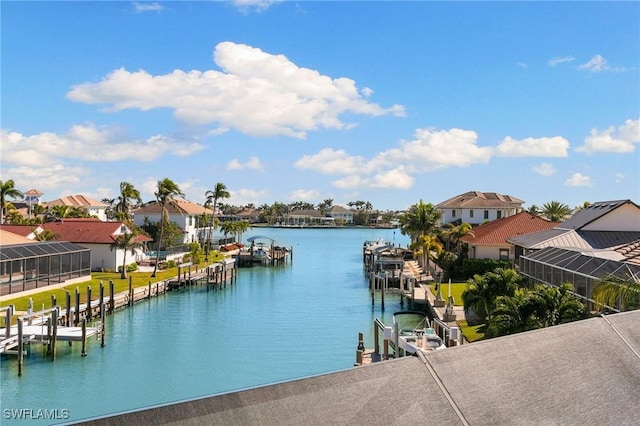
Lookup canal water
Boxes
[0,227,410,424]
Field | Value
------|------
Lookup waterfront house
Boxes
[45,194,109,222]
[508,199,640,301]
[327,205,354,224]
[132,199,211,245]
[40,218,152,272]
[280,209,335,227]
[460,212,558,261]
[437,191,525,226]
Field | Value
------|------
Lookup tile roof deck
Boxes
[42,219,151,244]
[133,199,210,215]
[437,191,525,208]
[45,194,108,207]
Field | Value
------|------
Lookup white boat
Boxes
[391,311,446,354]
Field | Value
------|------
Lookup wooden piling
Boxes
[148,280,152,299]
[99,283,104,319]
[86,286,92,321]
[17,318,24,376]
[109,280,114,314]
[65,291,71,327]
[374,325,380,356]
[100,304,106,348]
[128,276,133,307]
[74,287,80,326]
[51,294,57,308]
[81,319,87,357]
[51,308,58,360]
[5,305,12,339]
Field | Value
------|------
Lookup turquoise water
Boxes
[0,228,410,424]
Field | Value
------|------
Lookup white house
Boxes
[437,191,525,226]
[133,199,211,244]
[38,218,152,272]
[327,205,354,224]
[45,194,109,221]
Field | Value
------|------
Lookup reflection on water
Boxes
[0,228,409,424]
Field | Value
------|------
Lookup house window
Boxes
[497,211,502,219]
[470,210,474,218]
[499,249,509,260]
[120,225,127,233]
[452,210,456,217]
[484,210,489,219]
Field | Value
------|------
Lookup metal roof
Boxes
[559,199,636,230]
[0,241,90,262]
[509,229,640,251]
[522,246,640,282]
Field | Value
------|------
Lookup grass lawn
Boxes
[457,320,486,342]
[427,282,467,306]
[1,253,225,315]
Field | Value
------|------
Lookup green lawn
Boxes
[427,282,467,306]
[1,253,224,316]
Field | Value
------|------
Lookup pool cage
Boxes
[518,246,640,310]
[0,241,91,296]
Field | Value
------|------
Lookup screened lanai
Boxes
[518,246,640,303]
[0,241,91,296]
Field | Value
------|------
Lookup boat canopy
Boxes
[247,235,277,243]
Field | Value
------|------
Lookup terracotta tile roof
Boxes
[41,219,152,244]
[461,212,558,245]
[133,200,210,215]
[437,191,525,208]
[45,194,108,207]
[0,224,41,238]
[24,188,44,196]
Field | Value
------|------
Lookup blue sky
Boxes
[2,1,639,211]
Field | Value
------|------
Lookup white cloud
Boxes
[230,188,270,205]
[565,173,593,187]
[3,164,89,192]
[371,128,492,172]
[0,125,204,167]
[366,168,414,189]
[132,2,165,13]
[227,157,264,171]
[294,148,367,175]
[232,0,282,13]
[67,42,405,139]
[576,118,640,154]
[614,173,625,184]
[517,62,528,68]
[532,162,556,177]
[289,189,319,201]
[578,54,626,72]
[495,136,569,157]
[548,56,575,67]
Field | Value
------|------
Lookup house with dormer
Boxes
[132,199,211,245]
[508,200,640,302]
[460,212,558,261]
[327,205,354,225]
[437,191,525,226]
[45,194,109,221]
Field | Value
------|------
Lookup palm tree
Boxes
[530,283,588,327]
[114,231,140,279]
[151,178,184,277]
[592,275,640,312]
[0,180,24,224]
[526,205,541,216]
[204,182,230,255]
[34,229,60,241]
[115,182,142,222]
[443,222,474,255]
[487,289,538,337]
[410,234,443,275]
[542,201,572,222]
[49,205,86,219]
[399,199,442,244]
[317,198,334,216]
[462,268,520,322]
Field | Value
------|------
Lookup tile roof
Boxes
[41,219,152,244]
[24,188,43,196]
[461,212,558,245]
[133,200,210,215]
[0,224,41,238]
[437,191,525,208]
[45,194,108,207]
